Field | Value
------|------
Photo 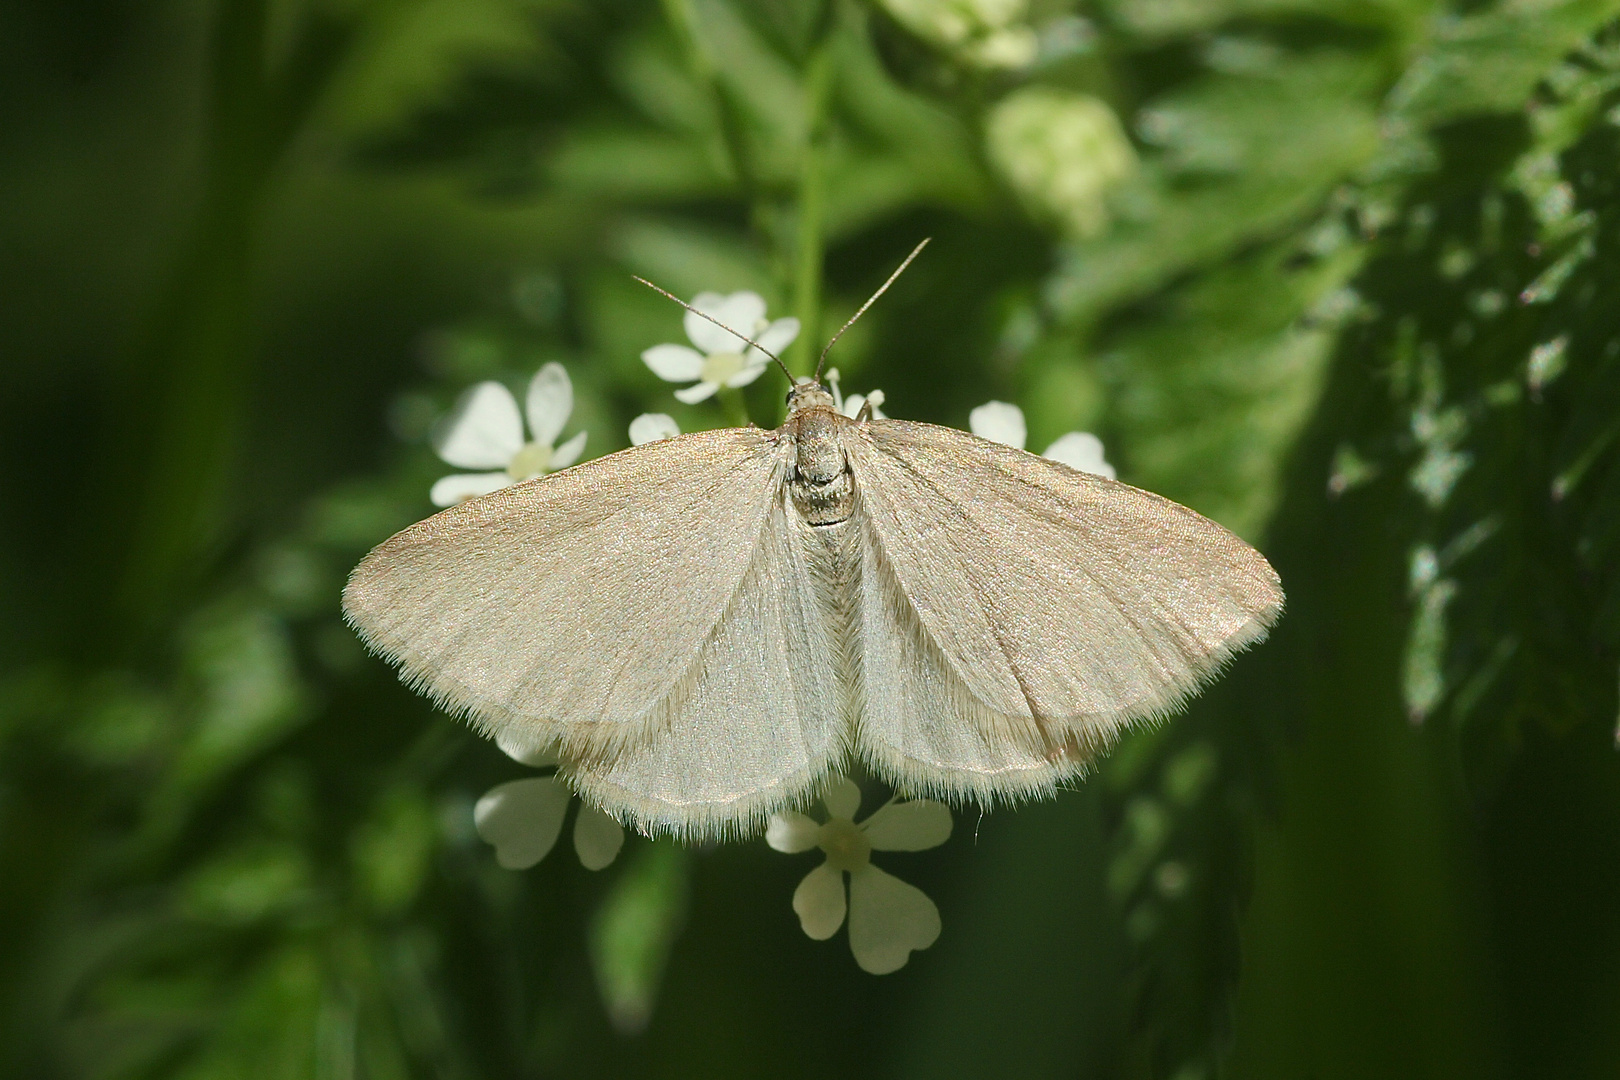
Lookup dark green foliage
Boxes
[4,0,1620,1076]
[1219,34,1620,1079]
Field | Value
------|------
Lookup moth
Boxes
[344,246,1283,838]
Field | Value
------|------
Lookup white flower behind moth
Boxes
[970,399,1115,479]
[641,291,800,404]
[767,778,950,974]
[628,413,680,445]
[824,368,888,420]
[429,362,587,506]
[474,734,624,871]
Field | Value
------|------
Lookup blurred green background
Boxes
[4,0,1620,1076]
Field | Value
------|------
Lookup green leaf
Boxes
[1387,0,1620,126]
[588,842,689,1035]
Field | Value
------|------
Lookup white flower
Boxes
[628,413,680,446]
[429,362,588,506]
[879,0,1037,69]
[969,400,1116,479]
[985,88,1137,238]
[963,25,1038,68]
[766,777,950,974]
[641,291,800,404]
[472,733,624,871]
[824,367,888,420]
[1041,431,1115,478]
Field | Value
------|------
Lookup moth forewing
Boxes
[340,427,789,763]
[854,512,1093,804]
[845,419,1282,782]
[345,387,1283,840]
[564,495,851,838]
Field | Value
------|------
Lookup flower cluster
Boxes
[985,87,1137,238]
[878,0,1039,69]
[970,400,1116,478]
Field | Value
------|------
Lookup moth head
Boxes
[785,378,836,414]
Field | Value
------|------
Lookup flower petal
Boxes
[433,382,524,469]
[429,471,512,507]
[725,358,770,388]
[713,291,768,331]
[793,862,847,940]
[969,400,1027,450]
[822,777,862,821]
[473,777,571,870]
[525,362,573,448]
[843,390,888,421]
[754,315,801,358]
[573,804,625,870]
[683,290,726,342]
[1041,431,1116,479]
[686,291,766,355]
[549,429,588,470]
[847,864,941,974]
[628,413,680,446]
[862,800,953,852]
[824,368,845,411]
[641,343,706,383]
[494,729,559,767]
[673,380,719,404]
[766,812,822,853]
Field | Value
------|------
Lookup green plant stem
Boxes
[105,0,272,647]
[716,387,751,428]
[100,0,354,653]
[791,42,834,378]
[660,0,756,197]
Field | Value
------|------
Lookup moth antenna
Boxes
[813,237,931,383]
[632,276,796,386]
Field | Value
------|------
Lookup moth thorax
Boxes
[790,411,854,526]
